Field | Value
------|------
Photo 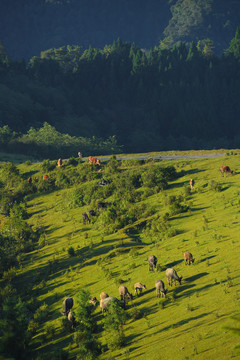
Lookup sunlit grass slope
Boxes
[8,154,240,359]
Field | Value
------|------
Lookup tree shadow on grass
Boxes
[198,255,216,263]
[155,312,211,334]
[184,272,209,282]
[166,259,183,268]
[24,170,39,178]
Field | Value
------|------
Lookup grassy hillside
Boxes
[1,152,240,359]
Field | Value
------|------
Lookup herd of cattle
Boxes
[27,154,234,186]
[59,162,235,327]
[62,252,194,327]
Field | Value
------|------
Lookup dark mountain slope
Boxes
[0,0,170,60]
[1,0,240,60]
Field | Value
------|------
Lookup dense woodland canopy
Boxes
[0,28,240,156]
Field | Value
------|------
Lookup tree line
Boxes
[0,28,240,155]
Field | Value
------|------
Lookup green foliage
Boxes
[33,303,50,323]
[67,246,75,257]
[141,166,176,191]
[103,299,127,350]
[129,307,144,320]
[75,289,97,333]
[0,202,39,275]
[104,155,119,175]
[225,26,240,60]
[73,289,100,359]
[209,180,222,192]
[41,159,56,172]
[0,296,31,359]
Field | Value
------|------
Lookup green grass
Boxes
[1,152,240,359]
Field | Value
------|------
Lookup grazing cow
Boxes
[190,179,195,190]
[148,255,158,271]
[100,292,109,301]
[27,177,32,184]
[119,285,133,301]
[100,296,120,314]
[82,212,90,224]
[89,156,100,165]
[220,165,233,176]
[134,282,146,296]
[58,158,62,167]
[68,310,76,328]
[43,175,49,181]
[184,251,195,265]
[89,210,96,217]
[155,280,168,298]
[62,297,74,316]
[166,268,182,286]
[89,297,98,306]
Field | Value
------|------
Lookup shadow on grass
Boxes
[166,259,183,268]
[156,312,210,333]
[199,255,216,264]
[24,170,39,178]
[184,272,209,282]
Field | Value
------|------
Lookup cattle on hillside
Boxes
[100,296,120,314]
[118,285,133,301]
[100,292,109,301]
[134,282,146,296]
[166,268,182,286]
[43,175,49,181]
[89,156,100,165]
[155,280,168,298]
[220,165,233,176]
[190,179,195,189]
[58,158,62,167]
[62,297,73,316]
[184,251,195,265]
[148,255,158,271]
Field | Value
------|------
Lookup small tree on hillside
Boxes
[73,289,100,360]
[103,299,127,350]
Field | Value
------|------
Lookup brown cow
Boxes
[220,166,233,176]
[58,158,62,167]
[89,156,100,165]
[43,175,49,181]
[184,251,195,265]
[190,179,195,190]
[118,285,133,301]
[134,282,146,296]
[155,280,168,298]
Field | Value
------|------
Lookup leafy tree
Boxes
[103,299,127,350]
[73,289,100,360]
[0,296,31,359]
[225,26,240,60]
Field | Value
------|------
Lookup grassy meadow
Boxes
[1,152,240,360]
